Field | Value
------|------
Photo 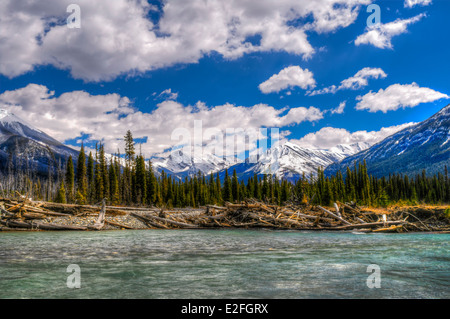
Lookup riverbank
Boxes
[1,197,449,233]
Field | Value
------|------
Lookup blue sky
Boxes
[0,0,449,158]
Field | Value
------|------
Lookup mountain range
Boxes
[0,109,79,175]
[152,141,370,182]
[325,104,450,177]
[1,104,448,180]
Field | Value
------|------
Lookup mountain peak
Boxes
[0,109,44,135]
[0,109,79,175]
[0,108,13,119]
[325,104,450,177]
[435,103,450,116]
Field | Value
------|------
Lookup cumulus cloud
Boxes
[331,101,346,114]
[0,84,324,156]
[339,68,387,90]
[0,0,371,81]
[259,66,316,94]
[355,83,449,113]
[308,67,387,95]
[355,14,426,49]
[290,123,416,149]
[404,0,432,8]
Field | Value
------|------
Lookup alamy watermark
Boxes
[170,121,280,164]
[367,4,381,27]
[67,264,81,289]
[366,264,381,289]
[67,4,81,29]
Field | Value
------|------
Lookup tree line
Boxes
[1,131,449,207]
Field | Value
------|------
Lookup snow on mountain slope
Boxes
[151,148,233,178]
[151,140,370,181]
[0,109,79,174]
[325,104,450,177]
[235,141,370,181]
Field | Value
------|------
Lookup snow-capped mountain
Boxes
[325,104,450,177]
[0,109,78,174]
[249,141,370,179]
[151,140,370,181]
[217,141,370,182]
[151,148,233,178]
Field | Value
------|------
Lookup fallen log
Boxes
[130,213,169,229]
[37,202,128,216]
[34,222,88,231]
[31,210,72,217]
[337,201,360,214]
[405,212,432,231]
[289,211,334,223]
[230,221,260,227]
[356,217,367,224]
[0,219,87,231]
[142,213,199,228]
[22,212,47,220]
[206,205,227,211]
[372,224,404,233]
[205,213,226,220]
[333,203,342,218]
[104,219,135,230]
[89,199,106,230]
[0,219,33,229]
[317,206,352,225]
[247,213,311,228]
[7,204,72,217]
[0,206,16,218]
[333,220,406,230]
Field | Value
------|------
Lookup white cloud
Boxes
[339,67,387,90]
[0,0,371,82]
[259,66,316,94]
[404,0,432,8]
[291,123,415,149]
[157,89,178,101]
[331,101,346,114]
[356,83,449,113]
[355,13,425,49]
[0,84,324,156]
[308,67,387,95]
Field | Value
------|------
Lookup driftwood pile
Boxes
[0,196,449,233]
[0,196,130,231]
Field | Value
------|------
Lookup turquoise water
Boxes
[0,230,448,299]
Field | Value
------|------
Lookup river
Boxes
[0,229,448,298]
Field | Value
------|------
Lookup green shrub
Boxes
[445,208,450,219]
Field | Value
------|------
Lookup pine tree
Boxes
[55,181,66,203]
[223,169,233,203]
[262,174,270,201]
[215,172,222,204]
[281,179,289,204]
[94,144,104,202]
[109,157,120,205]
[124,130,135,167]
[123,131,135,204]
[147,160,157,205]
[239,180,246,202]
[65,155,75,203]
[445,165,450,202]
[99,144,109,200]
[76,144,87,203]
[231,169,239,203]
[378,188,390,207]
[135,154,147,205]
[87,152,95,203]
